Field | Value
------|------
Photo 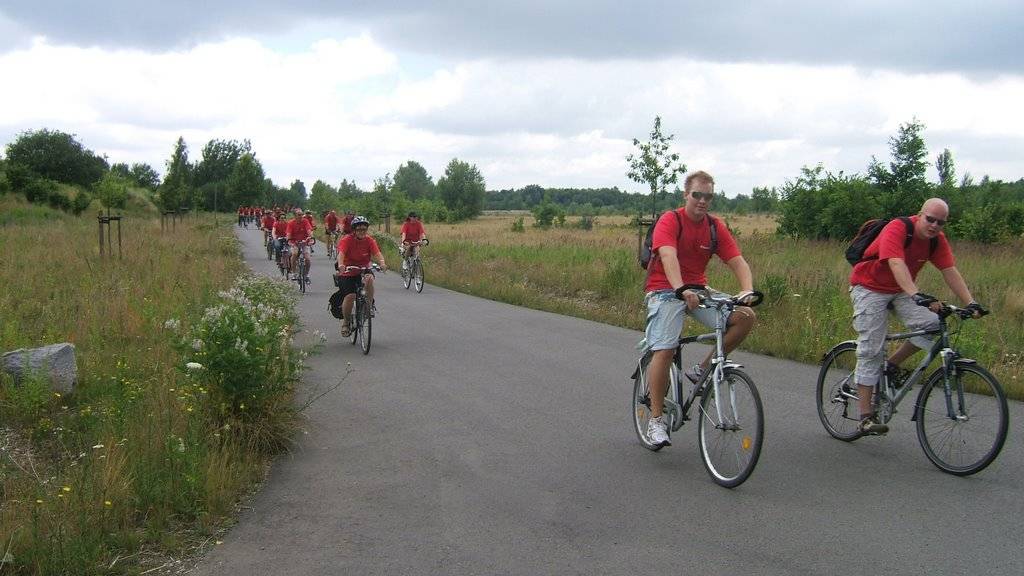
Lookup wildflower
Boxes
[53,392,61,398]
[92,444,104,450]
[185,362,204,371]
[192,339,204,351]
[104,500,112,507]
[36,499,44,504]
[163,318,180,331]
[62,486,71,493]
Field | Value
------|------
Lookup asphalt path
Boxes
[193,227,1023,576]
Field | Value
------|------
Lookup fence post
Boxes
[98,211,105,257]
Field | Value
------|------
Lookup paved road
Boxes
[193,228,1023,576]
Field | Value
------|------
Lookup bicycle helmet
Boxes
[351,216,370,228]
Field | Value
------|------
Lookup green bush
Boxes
[511,216,525,232]
[182,275,302,451]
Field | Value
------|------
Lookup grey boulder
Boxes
[1,343,78,394]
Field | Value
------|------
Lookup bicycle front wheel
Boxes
[358,298,372,354]
[631,359,663,451]
[816,342,863,441]
[413,259,424,292]
[298,258,308,294]
[697,368,763,488]
[402,259,412,289]
[916,364,1008,476]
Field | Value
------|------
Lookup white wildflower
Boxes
[163,318,180,331]
[185,362,204,371]
[92,444,104,449]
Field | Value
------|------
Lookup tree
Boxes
[158,136,192,211]
[227,153,266,208]
[750,187,778,213]
[4,128,108,187]
[96,172,130,209]
[936,148,955,188]
[626,116,687,221]
[308,179,339,214]
[868,118,930,214]
[393,161,435,200]
[288,179,307,207]
[436,158,486,221]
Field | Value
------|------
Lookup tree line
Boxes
[0,129,489,223]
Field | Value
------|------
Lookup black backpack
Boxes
[845,216,937,266]
[639,211,718,270]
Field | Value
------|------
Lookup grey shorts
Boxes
[643,289,728,352]
[850,285,939,384]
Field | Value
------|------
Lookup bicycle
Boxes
[326,230,340,260]
[264,230,274,261]
[631,290,765,488]
[816,302,1007,476]
[274,238,289,278]
[342,265,379,354]
[400,238,428,293]
[291,237,316,294]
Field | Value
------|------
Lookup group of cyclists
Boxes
[246,205,428,338]
[641,170,988,447]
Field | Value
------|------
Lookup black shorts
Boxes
[335,273,366,298]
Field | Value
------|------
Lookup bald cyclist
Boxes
[847,198,987,434]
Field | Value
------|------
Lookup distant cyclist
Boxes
[335,216,387,337]
[399,211,427,270]
[341,210,356,235]
[260,210,276,245]
[271,210,289,260]
[324,209,340,243]
[286,209,313,281]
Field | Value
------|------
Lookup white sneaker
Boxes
[646,416,671,449]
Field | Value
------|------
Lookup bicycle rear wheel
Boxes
[697,368,763,488]
[358,297,372,354]
[816,342,862,441]
[916,364,1008,476]
[413,259,424,293]
[631,357,666,451]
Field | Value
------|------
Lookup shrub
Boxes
[511,216,525,232]
[182,275,302,452]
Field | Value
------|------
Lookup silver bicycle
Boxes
[631,290,765,488]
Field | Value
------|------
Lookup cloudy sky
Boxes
[1,1,1021,197]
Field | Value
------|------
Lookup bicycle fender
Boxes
[821,340,857,363]
[722,361,744,371]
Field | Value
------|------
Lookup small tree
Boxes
[437,158,486,221]
[936,148,955,188]
[626,116,687,221]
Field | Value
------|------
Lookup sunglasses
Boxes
[924,215,947,226]
[690,192,714,201]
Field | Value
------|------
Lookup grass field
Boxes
[404,213,1023,398]
[0,199,303,575]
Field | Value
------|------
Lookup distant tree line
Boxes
[777,119,1024,243]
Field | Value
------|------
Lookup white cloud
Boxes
[0,31,1021,197]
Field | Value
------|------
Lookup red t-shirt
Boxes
[341,215,354,234]
[645,209,741,292]
[286,218,312,242]
[849,215,955,294]
[272,219,289,237]
[401,220,425,242]
[261,215,275,229]
[303,215,316,230]
[338,234,381,277]
[325,214,339,231]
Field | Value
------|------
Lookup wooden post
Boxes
[98,211,105,257]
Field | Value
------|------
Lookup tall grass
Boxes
[0,206,302,574]
[406,214,1023,398]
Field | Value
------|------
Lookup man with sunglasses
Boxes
[848,197,986,434]
[642,170,757,448]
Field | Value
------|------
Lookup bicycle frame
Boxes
[654,298,745,433]
[836,310,972,424]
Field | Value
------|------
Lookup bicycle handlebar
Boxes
[688,289,764,309]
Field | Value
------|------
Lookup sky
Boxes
[1,1,1021,197]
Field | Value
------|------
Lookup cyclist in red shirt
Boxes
[335,216,387,337]
[341,210,355,235]
[260,210,276,245]
[399,211,427,270]
[642,170,757,448]
[286,209,313,280]
[272,211,289,262]
[324,210,340,245]
[846,198,985,434]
